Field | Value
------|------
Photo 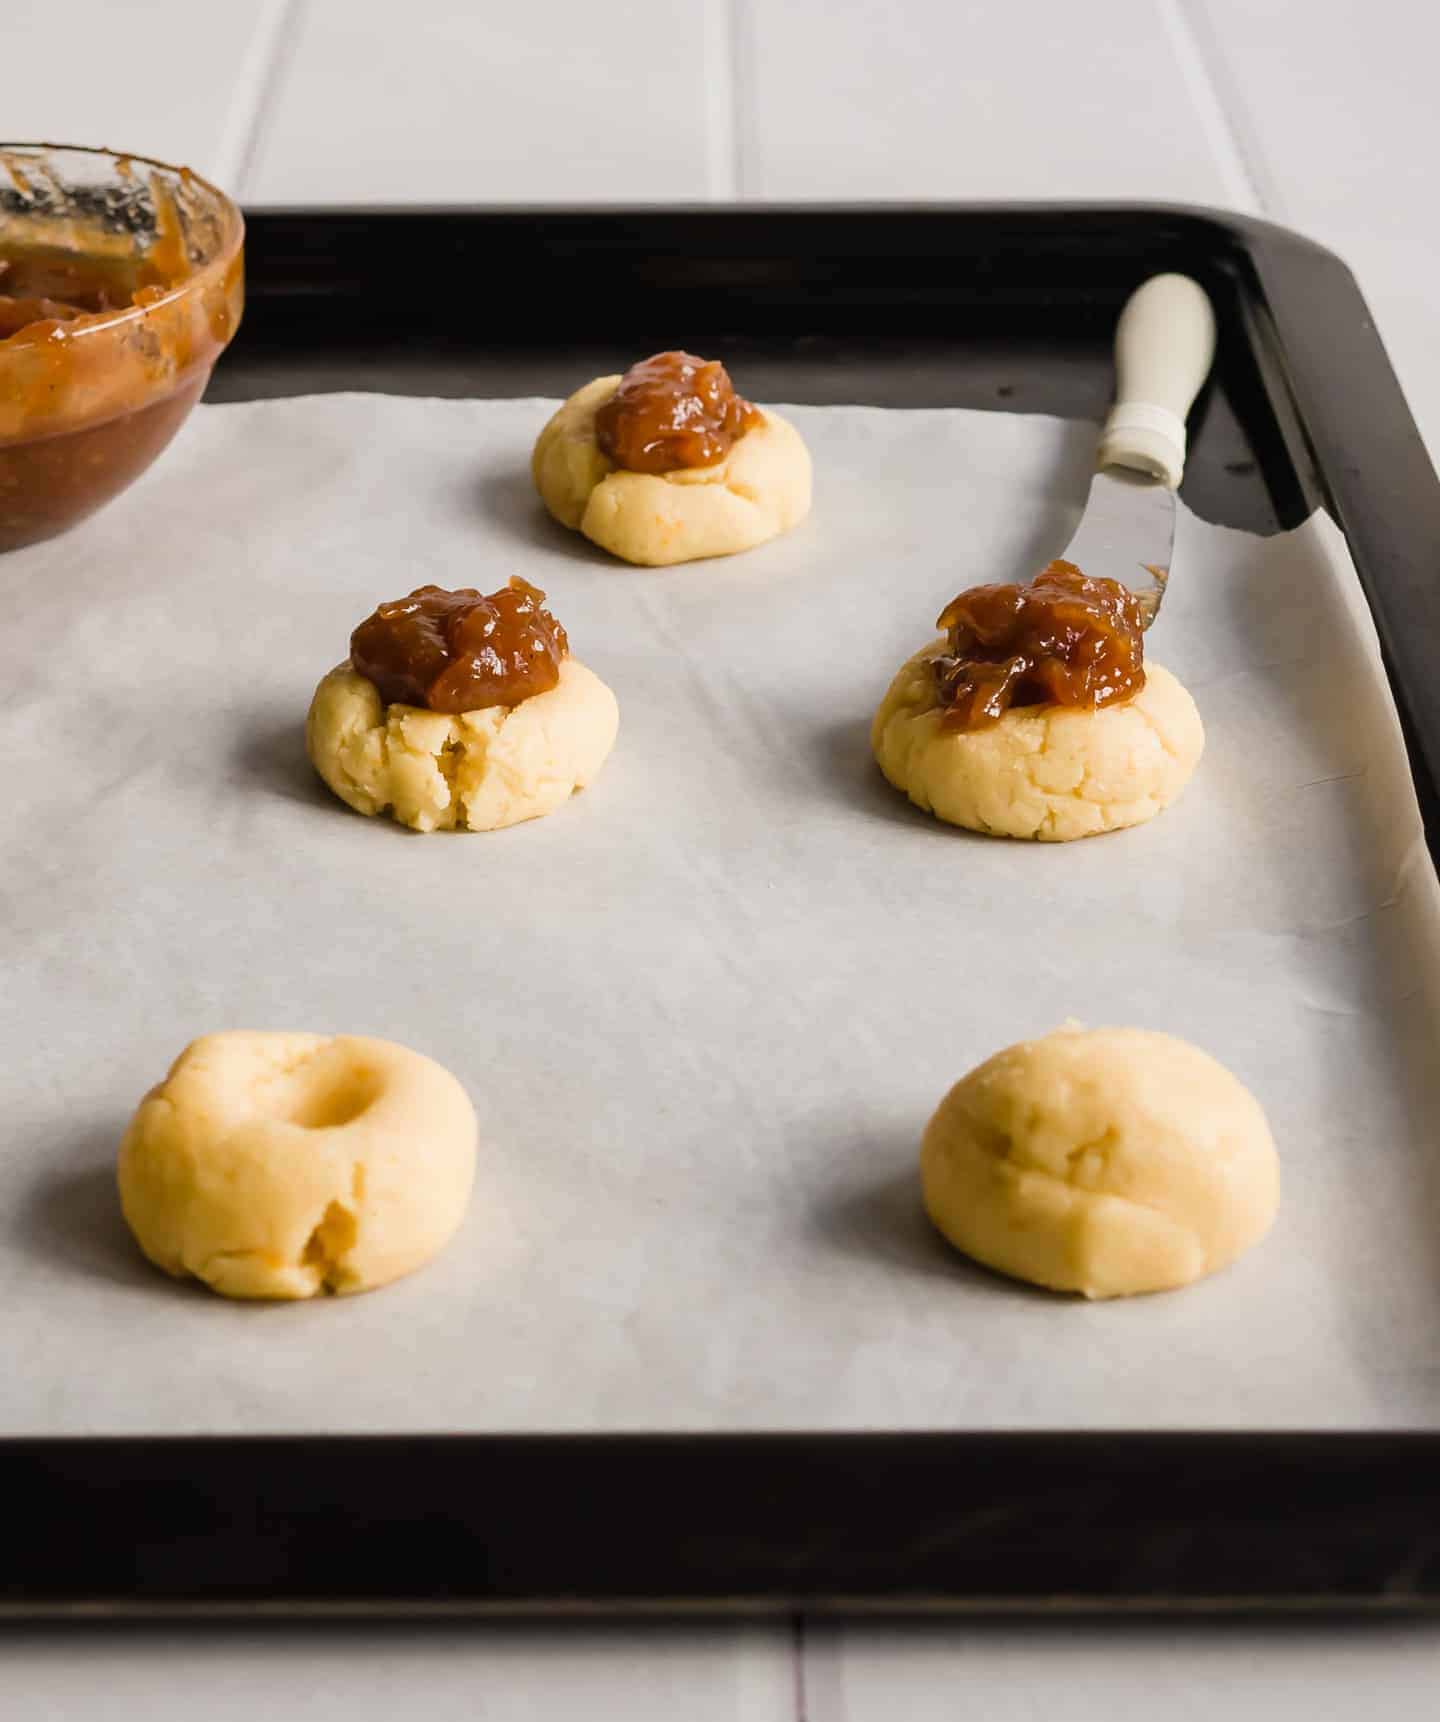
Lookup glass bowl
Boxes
[0,143,244,552]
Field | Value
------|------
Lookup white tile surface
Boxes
[1189,1,1440,458]
[1187,0,1438,234]
[0,1623,792,1722]
[2,0,290,189]
[737,0,1233,203]
[244,0,718,204]
[805,1618,1440,1721]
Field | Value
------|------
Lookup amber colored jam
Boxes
[0,293,87,337]
[0,236,181,340]
[0,250,140,333]
[0,248,184,551]
[0,176,243,553]
[931,561,1147,729]
[350,579,570,714]
[0,378,205,550]
[594,350,764,474]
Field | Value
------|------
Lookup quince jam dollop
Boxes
[932,561,1147,730]
[350,579,569,714]
[594,350,764,474]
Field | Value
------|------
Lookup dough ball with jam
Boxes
[531,352,811,566]
[921,1025,1279,1299]
[872,565,1203,840]
[874,652,1202,841]
[118,1032,477,1300]
[306,578,618,833]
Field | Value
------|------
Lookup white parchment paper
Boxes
[4,393,1439,1435]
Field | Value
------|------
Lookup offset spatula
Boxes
[1061,273,1218,625]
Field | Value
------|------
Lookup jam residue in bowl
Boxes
[931,560,1147,730]
[594,350,764,474]
[0,241,174,336]
[350,579,570,714]
[0,143,244,552]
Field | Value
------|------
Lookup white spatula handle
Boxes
[1096,273,1217,489]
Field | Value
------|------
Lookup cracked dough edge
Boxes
[920,1024,1280,1298]
[305,656,619,833]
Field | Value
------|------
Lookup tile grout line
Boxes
[731,1621,803,1722]
[213,0,308,202]
[703,0,741,200]
[1158,0,1273,219]
[796,1617,852,1722]
[729,0,750,200]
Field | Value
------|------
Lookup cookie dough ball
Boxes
[921,1026,1279,1299]
[118,1032,477,1300]
[531,374,811,566]
[306,656,618,834]
[872,644,1203,840]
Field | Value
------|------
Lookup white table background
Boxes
[7,0,1440,1712]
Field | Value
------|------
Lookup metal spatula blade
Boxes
[1060,273,1217,625]
[1060,466,1175,626]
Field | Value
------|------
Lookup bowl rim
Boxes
[0,139,245,339]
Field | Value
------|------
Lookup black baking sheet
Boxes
[7,204,1440,1615]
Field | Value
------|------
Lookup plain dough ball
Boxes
[921,1026,1279,1299]
[531,375,812,566]
[306,656,618,833]
[117,1032,478,1300]
[871,644,1204,840]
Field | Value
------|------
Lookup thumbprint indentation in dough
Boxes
[284,1066,382,1131]
[117,1033,478,1299]
[252,1041,383,1131]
